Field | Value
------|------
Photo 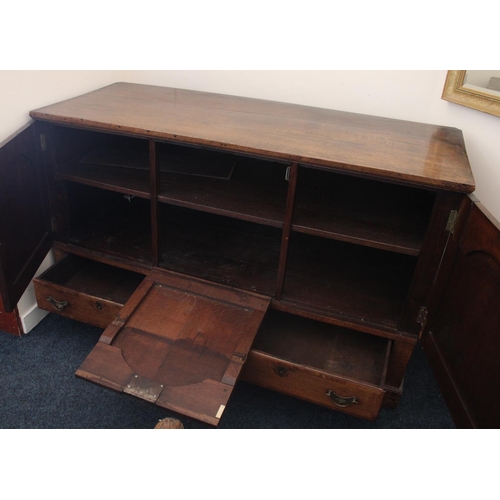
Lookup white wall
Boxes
[0,71,128,141]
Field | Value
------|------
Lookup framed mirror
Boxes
[442,71,500,118]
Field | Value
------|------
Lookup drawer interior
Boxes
[37,255,145,305]
[252,310,391,387]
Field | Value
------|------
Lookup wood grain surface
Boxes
[29,83,475,192]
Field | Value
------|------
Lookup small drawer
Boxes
[240,311,390,421]
[34,255,144,329]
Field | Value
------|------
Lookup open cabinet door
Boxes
[422,195,500,428]
[0,122,53,313]
[77,269,271,426]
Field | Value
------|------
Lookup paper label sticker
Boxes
[216,405,226,419]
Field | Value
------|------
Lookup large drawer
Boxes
[34,255,144,329]
[241,311,391,421]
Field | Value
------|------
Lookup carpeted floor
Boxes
[0,313,454,429]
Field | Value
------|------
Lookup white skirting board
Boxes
[17,251,55,334]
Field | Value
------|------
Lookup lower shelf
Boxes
[282,232,417,329]
[241,310,391,421]
[159,206,281,296]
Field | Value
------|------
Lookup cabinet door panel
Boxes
[422,197,500,428]
[0,122,52,312]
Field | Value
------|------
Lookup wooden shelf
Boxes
[292,168,435,255]
[159,206,281,297]
[253,310,390,386]
[159,154,288,227]
[57,144,289,228]
[57,162,150,199]
[281,232,417,330]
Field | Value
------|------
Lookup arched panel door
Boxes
[0,121,52,313]
[422,196,500,428]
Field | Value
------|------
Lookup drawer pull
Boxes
[95,301,103,310]
[326,389,359,408]
[47,296,69,311]
[275,366,288,377]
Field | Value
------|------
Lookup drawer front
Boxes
[241,350,385,421]
[34,280,122,329]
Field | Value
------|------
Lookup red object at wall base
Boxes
[0,307,24,336]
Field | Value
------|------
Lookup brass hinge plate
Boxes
[40,134,47,152]
[124,374,164,403]
[446,210,458,233]
[50,217,58,233]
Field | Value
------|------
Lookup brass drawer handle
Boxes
[326,389,359,408]
[47,296,69,311]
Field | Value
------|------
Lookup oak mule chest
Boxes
[1,83,498,428]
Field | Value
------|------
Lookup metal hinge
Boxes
[285,166,291,181]
[40,134,47,152]
[446,210,458,233]
[417,306,428,338]
[124,374,164,403]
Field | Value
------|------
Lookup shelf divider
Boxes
[150,140,160,267]
[275,163,298,300]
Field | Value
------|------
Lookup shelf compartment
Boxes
[64,185,153,267]
[241,310,390,420]
[57,163,151,199]
[159,205,282,297]
[292,167,435,255]
[281,232,417,330]
[34,255,144,329]
[158,148,289,227]
[50,126,151,198]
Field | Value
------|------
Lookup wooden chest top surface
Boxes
[30,82,475,192]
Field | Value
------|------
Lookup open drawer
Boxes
[33,255,145,329]
[241,311,391,421]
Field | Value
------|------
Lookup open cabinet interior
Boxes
[159,205,282,296]
[282,232,418,329]
[51,133,433,331]
[39,127,435,423]
[0,83,478,426]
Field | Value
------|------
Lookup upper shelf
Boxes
[55,138,434,254]
[30,82,475,193]
[159,151,288,228]
[57,141,289,228]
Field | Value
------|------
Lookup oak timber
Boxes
[30,83,475,193]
